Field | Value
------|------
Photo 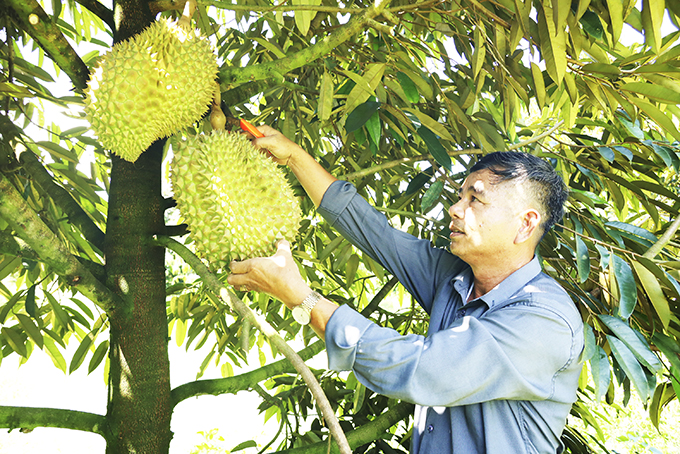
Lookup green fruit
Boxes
[171,131,302,268]
[84,18,217,162]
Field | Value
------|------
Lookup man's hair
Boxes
[470,152,568,239]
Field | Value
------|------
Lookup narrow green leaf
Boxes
[621,82,680,104]
[318,70,334,122]
[575,236,590,283]
[404,108,455,142]
[421,180,444,212]
[43,336,67,373]
[34,141,78,163]
[25,284,37,318]
[590,346,611,400]
[651,332,680,373]
[396,71,420,103]
[582,322,596,362]
[605,0,624,42]
[365,110,381,147]
[345,254,360,288]
[418,127,452,171]
[345,101,381,133]
[16,314,43,350]
[597,146,615,162]
[530,63,546,108]
[608,335,650,401]
[613,145,633,161]
[605,221,658,243]
[46,293,74,331]
[631,261,671,329]
[611,255,637,319]
[1,327,27,357]
[599,314,662,371]
[231,440,257,452]
[538,3,566,84]
[88,340,109,374]
[580,11,604,40]
[641,0,664,53]
[405,167,434,196]
[353,382,367,413]
[629,97,680,142]
[70,332,94,374]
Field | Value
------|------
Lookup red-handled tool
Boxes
[239,119,264,138]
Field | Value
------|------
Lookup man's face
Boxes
[448,169,528,265]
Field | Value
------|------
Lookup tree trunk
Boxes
[103,3,171,452]
[104,141,172,453]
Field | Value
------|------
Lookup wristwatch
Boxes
[292,291,321,325]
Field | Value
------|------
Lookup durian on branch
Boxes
[152,235,352,454]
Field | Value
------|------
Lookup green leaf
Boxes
[579,11,603,40]
[25,284,37,318]
[345,254,360,288]
[418,127,452,171]
[345,101,381,133]
[537,4,566,85]
[641,0,664,52]
[396,71,420,103]
[70,332,94,374]
[608,335,650,401]
[404,108,455,142]
[405,167,434,196]
[590,346,611,401]
[631,260,671,329]
[611,255,637,319]
[46,293,74,331]
[598,314,662,372]
[629,97,680,142]
[582,322,597,362]
[605,0,624,42]
[365,110,381,147]
[597,146,615,162]
[530,63,546,108]
[613,145,633,161]
[605,221,658,244]
[651,332,680,372]
[575,235,590,283]
[43,336,67,373]
[16,313,43,350]
[421,180,444,212]
[88,340,109,374]
[1,327,27,357]
[231,440,257,452]
[621,82,680,104]
[318,70,334,122]
[292,0,319,35]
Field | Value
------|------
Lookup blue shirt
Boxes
[318,181,584,454]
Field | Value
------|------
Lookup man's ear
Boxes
[515,209,541,244]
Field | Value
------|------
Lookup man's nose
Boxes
[449,200,464,218]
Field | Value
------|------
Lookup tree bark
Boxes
[103,3,171,452]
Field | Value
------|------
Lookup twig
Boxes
[643,216,680,259]
[153,235,352,454]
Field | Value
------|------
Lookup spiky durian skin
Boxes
[171,131,302,269]
[84,18,217,162]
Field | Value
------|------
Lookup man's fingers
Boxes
[276,239,291,253]
[229,258,253,275]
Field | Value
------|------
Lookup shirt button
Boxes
[456,309,466,318]
[427,424,434,433]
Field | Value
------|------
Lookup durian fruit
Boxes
[171,131,302,269]
[84,18,217,162]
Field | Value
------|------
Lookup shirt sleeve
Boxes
[325,302,582,407]
[318,180,459,313]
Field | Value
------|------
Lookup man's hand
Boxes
[248,126,304,167]
[227,240,311,308]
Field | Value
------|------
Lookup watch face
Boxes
[292,306,311,325]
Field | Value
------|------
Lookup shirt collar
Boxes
[457,256,543,309]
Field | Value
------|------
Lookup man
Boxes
[227,126,584,454]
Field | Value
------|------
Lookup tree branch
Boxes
[0,172,120,312]
[171,341,325,407]
[73,0,115,30]
[643,216,680,260]
[219,1,391,88]
[5,0,90,91]
[273,401,414,454]
[0,405,107,437]
[152,235,351,454]
[17,147,105,250]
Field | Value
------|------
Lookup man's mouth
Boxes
[449,224,464,236]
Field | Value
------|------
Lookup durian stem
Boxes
[152,235,352,454]
[177,0,197,28]
[210,82,226,130]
